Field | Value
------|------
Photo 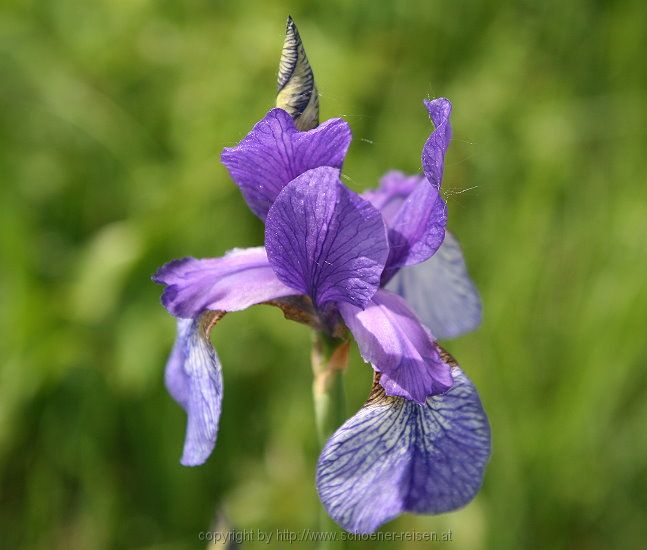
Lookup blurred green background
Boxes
[1,0,646,548]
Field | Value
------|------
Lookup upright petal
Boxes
[421,98,452,189]
[152,247,297,318]
[362,171,423,224]
[221,109,351,220]
[317,357,491,534]
[165,311,225,466]
[363,170,447,277]
[383,180,446,274]
[339,289,452,404]
[387,231,482,339]
[265,167,389,310]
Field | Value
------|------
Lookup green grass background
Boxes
[1,0,646,548]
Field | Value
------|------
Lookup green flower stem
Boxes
[311,332,347,443]
[311,331,348,548]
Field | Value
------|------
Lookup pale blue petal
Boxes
[317,361,490,534]
[164,311,224,466]
[387,231,482,339]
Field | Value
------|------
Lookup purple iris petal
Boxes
[265,166,389,310]
[421,98,452,189]
[338,289,452,404]
[364,171,447,278]
[363,115,450,276]
[387,231,482,339]
[165,318,193,408]
[316,365,490,534]
[362,170,422,223]
[165,311,224,467]
[153,247,296,318]
[221,108,351,220]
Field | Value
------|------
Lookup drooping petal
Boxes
[421,98,452,190]
[164,318,193,408]
[387,231,482,339]
[338,289,452,404]
[164,311,225,466]
[220,109,351,220]
[265,167,389,309]
[152,247,296,318]
[317,357,491,534]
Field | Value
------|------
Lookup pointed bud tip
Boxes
[286,16,300,42]
[276,15,319,130]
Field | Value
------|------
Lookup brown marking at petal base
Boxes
[263,295,322,330]
[199,310,226,338]
[366,343,461,407]
[436,344,459,368]
[365,372,399,407]
[331,320,350,341]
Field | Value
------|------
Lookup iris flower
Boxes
[153,17,489,535]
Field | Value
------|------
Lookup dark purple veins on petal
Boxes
[316,359,491,534]
[265,166,389,310]
[221,109,351,220]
